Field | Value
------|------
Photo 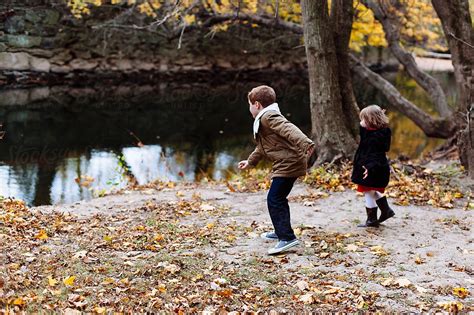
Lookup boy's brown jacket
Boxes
[247,111,315,178]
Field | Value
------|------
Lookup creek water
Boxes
[0,71,456,206]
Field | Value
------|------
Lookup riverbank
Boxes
[1,160,472,312]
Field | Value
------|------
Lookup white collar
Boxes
[253,103,281,139]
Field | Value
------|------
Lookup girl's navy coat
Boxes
[351,126,391,188]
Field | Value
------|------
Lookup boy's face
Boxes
[248,99,262,118]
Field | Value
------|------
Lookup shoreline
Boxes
[0,56,453,90]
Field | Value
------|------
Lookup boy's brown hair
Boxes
[248,85,276,107]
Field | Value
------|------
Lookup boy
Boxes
[238,85,315,255]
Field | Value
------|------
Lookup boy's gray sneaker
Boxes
[268,239,299,255]
[260,231,278,240]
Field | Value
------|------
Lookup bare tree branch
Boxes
[362,0,452,117]
[172,12,303,38]
[448,31,474,49]
[349,53,457,138]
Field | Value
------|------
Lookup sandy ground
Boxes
[33,181,474,312]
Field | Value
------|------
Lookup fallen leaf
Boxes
[394,278,411,288]
[452,287,470,299]
[319,252,330,258]
[320,240,328,250]
[437,301,463,312]
[414,255,424,264]
[299,293,314,304]
[370,245,388,256]
[35,229,48,240]
[206,223,215,229]
[217,289,233,298]
[94,306,107,314]
[381,278,393,287]
[48,276,58,287]
[295,280,309,291]
[101,277,115,285]
[415,285,428,294]
[163,263,180,274]
[158,284,166,293]
[63,276,76,286]
[224,181,236,192]
[13,297,25,306]
[346,244,359,252]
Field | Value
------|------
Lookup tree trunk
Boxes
[331,0,360,139]
[432,0,474,176]
[301,0,357,163]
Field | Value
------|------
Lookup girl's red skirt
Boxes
[357,185,385,193]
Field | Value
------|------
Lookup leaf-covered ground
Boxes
[1,161,473,313]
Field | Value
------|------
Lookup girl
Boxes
[351,105,395,227]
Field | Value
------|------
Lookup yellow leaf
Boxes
[154,234,164,242]
[206,222,215,229]
[414,255,424,264]
[63,275,76,286]
[158,283,166,293]
[94,306,107,314]
[104,235,112,242]
[119,278,129,285]
[370,245,388,256]
[135,225,146,231]
[437,301,463,311]
[48,276,58,286]
[183,14,195,25]
[101,277,115,285]
[452,287,470,299]
[13,297,25,305]
[35,229,48,240]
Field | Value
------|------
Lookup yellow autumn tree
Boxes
[66,0,446,53]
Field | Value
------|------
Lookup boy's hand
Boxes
[238,160,250,170]
[307,145,315,156]
[362,166,368,179]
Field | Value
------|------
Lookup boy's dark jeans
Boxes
[267,177,298,241]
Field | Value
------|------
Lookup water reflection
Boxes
[0,72,455,206]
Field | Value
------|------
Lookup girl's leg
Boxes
[364,191,377,208]
[359,190,379,227]
[375,191,395,223]
[374,191,384,200]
